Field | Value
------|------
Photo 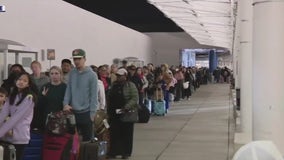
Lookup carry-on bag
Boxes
[22,130,44,160]
[0,141,16,160]
[79,138,107,160]
[138,104,150,123]
[93,110,110,154]
[42,133,73,160]
[153,100,166,116]
[46,111,76,136]
[78,119,107,160]
[93,110,109,136]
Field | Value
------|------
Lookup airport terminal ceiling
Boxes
[63,0,235,50]
[63,0,184,32]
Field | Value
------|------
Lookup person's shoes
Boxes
[121,155,130,159]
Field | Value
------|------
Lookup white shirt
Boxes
[97,80,106,110]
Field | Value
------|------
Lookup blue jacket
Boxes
[63,66,98,117]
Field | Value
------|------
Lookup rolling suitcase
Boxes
[79,138,107,160]
[153,100,166,116]
[0,141,16,160]
[42,133,73,160]
[138,104,150,123]
[22,130,44,160]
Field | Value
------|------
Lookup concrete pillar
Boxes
[233,2,241,89]
[253,0,284,154]
[209,49,217,73]
[236,0,253,144]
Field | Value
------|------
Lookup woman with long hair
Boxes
[37,66,67,131]
[1,64,26,95]
[135,67,148,105]
[0,72,37,160]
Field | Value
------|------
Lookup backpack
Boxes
[46,111,76,135]
[93,109,109,136]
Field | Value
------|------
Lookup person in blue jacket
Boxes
[63,49,98,141]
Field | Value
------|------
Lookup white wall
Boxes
[146,32,231,67]
[146,32,203,66]
[0,0,152,71]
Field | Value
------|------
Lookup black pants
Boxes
[109,119,134,157]
[14,144,27,160]
[75,111,92,141]
[139,92,144,106]
[174,80,183,101]
[184,87,191,99]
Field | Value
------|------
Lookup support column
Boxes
[233,2,241,89]
[253,0,284,154]
[209,49,217,73]
[235,0,253,144]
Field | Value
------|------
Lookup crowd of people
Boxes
[0,48,232,159]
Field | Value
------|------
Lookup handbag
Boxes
[183,81,189,89]
[46,110,76,135]
[120,109,138,123]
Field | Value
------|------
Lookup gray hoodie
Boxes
[63,66,98,117]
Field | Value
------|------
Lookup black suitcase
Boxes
[138,104,150,123]
[0,141,16,160]
[79,139,107,160]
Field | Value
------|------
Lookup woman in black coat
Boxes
[107,68,139,159]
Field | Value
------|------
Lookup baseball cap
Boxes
[116,68,128,76]
[72,49,86,58]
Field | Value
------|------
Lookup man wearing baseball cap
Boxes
[63,49,98,141]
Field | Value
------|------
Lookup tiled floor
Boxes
[130,83,236,160]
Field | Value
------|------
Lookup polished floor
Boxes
[129,83,236,160]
